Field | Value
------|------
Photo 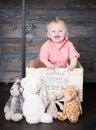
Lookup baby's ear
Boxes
[65,31,68,37]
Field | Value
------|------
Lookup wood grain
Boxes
[0,0,96,82]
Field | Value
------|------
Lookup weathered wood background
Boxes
[0,0,96,83]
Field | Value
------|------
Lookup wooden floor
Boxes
[0,82,96,130]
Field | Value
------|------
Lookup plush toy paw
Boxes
[24,112,53,124]
[41,113,53,123]
[68,116,79,123]
[57,112,67,121]
[25,114,53,124]
[25,115,41,124]
[5,110,14,120]
[11,113,23,122]
[4,106,10,113]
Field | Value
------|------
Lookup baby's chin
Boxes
[54,39,64,44]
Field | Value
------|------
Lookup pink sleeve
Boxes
[39,41,49,60]
[68,42,80,59]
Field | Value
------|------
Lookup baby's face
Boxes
[47,22,67,43]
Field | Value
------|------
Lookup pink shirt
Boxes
[39,37,80,68]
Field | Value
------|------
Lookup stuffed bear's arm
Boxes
[76,97,83,115]
[42,95,50,109]
[4,96,12,113]
[56,90,64,100]
[20,96,24,109]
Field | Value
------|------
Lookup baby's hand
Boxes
[47,63,55,70]
[67,65,75,71]
[54,64,61,68]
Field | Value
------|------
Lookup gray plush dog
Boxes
[4,79,24,122]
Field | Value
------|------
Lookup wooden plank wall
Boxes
[0,0,96,83]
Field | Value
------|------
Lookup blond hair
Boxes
[47,17,68,36]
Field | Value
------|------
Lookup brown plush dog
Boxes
[27,58,46,68]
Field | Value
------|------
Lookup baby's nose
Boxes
[55,31,59,35]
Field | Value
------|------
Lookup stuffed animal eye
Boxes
[17,82,21,86]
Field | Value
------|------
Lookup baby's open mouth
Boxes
[55,36,60,39]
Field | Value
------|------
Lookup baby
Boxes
[39,18,80,71]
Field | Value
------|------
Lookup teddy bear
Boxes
[43,90,64,119]
[21,75,53,124]
[57,86,82,123]
[27,58,46,68]
[4,79,24,122]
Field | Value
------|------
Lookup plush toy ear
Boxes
[15,79,21,83]
[71,85,79,93]
[39,83,48,99]
[59,86,67,91]
[21,77,27,88]
[27,58,46,68]
[61,85,79,92]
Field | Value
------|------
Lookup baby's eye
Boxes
[52,30,55,33]
[59,30,62,32]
